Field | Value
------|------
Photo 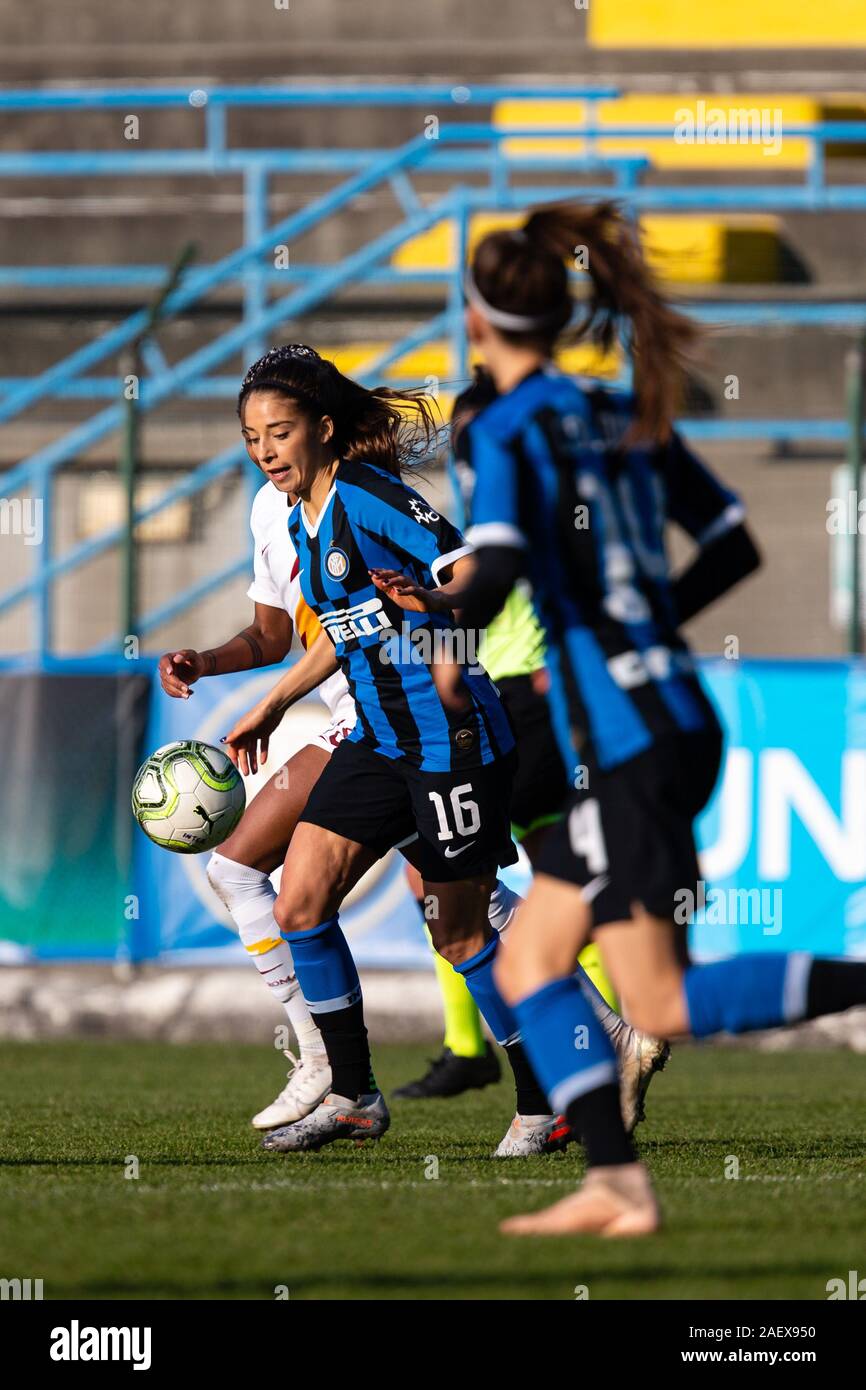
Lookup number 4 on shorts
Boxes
[567,799,608,874]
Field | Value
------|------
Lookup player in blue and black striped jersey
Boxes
[225,344,557,1154]
[287,454,514,773]
[465,365,742,775]
[380,201,866,1235]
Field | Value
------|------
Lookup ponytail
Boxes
[469,201,699,444]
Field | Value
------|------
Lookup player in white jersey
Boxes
[245,479,356,746]
[160,479,357,1129]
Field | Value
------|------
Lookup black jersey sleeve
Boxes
[661,431,746,546]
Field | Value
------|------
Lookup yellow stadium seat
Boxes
[494,95,866,170]
[393,212,782,285]
[588,0,866,47]
[318,340,621,392]
[640,215,781,284]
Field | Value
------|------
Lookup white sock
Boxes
[206,851,326,1057]
[488,878,522,935]
[576,965,630,1050]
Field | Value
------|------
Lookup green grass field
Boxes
[1,1040,863,1300]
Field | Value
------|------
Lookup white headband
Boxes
[463,268,566,333]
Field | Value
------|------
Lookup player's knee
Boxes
[206,850,256,910]
[272,891,316,937]
[273,889,304,934]
[623,977,687,1038]
[431,933,478,969]
[205,849,230,895]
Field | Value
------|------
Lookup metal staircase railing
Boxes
[3,86,866,659]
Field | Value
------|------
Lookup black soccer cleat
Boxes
[392,1043,501,1100]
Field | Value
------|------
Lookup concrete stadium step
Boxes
[4,200,866,316]
[4,0,866,82]
[0,308,861,467]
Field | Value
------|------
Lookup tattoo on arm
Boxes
[201,650,218,676]
[239,629,265,669]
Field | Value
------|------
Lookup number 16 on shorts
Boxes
[428,783,481,846]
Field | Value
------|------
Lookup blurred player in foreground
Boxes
[374,200,866,1236]
[394,371,669,1143]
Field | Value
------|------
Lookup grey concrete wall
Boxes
[3,0,866,82]
[2,965,864,1047]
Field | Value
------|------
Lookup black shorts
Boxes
[534,729,723,927]
[299,736,519,882]
[497,673,571,838]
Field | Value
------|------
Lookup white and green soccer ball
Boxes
[132,740,246,854]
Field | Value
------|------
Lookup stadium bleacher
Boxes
[1,1,865,665]
[588,0,866,49]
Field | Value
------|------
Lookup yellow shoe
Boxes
[500,1163,660,1238]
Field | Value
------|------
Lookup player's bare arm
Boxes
[158,601,293,699]
[222,631,339,775]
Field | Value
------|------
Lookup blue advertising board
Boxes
[134,658,866,966]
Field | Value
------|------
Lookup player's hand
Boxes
[369,568,443,613]
[221,699,283,777]
[158,649,206,698]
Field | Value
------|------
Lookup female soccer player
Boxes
[394,370,670,1144]
[160,345,527,1136]
[214,344,534,1153]
[374,200,866,1235]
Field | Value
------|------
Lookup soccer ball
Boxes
[131,740,246,854]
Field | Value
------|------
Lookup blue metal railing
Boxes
[3,84,866,660]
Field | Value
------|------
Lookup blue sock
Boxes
[514,976,618,1115]
[281,915,361,1012]
[454,935,519,1045]
[684,952,812,1038]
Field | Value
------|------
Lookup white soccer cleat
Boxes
[617,1032,671,1134]
[251,1050,332,1130]
[262,1090,390,1152]
[493,1112,570,1158]
[500,1163,661,1238]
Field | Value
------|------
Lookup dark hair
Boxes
[237,344,440,477]
[450,365,498,459]
[468,201,699,444]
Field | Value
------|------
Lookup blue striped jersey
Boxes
[465,365,740,771]
[287,457,516,773]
